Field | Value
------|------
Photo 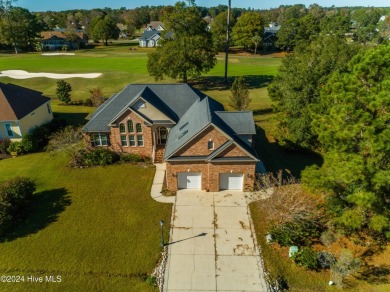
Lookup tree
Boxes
[210,10,236,52]
[56,80,72,104]
[0,5,42,52]
[147,2,217,83]
[302,44,390,237]
[89,87,104,107]
[229,76,250,110]
[268,36,360,150]
[231,12,264,50]
[90,14,119,45]
[0,177,36,236]
[252,35,262,57]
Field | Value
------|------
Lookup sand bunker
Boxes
[41,53,76,56]
[0,70,101,79]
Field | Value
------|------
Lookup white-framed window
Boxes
[120,135,128,146]
[5,123,13,137]
[92,133,108,146]
[119,123,126,133]
[208,139,214,150]
[129,135,136,147]
[128,120,134,132]
[136,123,142,133]
[137,135,144,147]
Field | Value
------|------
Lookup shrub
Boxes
[89,87,104,107]
[269,219,322,246]
[31,126,50,149]
[317,251,336,269]
[56,80,72,104]
[331,250,361,287]
[21,133,38,153]
[7,141,23,155]
[0,138,11,152]
[0,177,36,236]
[83,98,93,107]
[292,247,319,270]
[120,153,142,164]
[81,148,120,167]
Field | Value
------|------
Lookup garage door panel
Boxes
[178,172,202,189]
[219,174,243,190]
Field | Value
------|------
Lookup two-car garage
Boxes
[177,172,243,191]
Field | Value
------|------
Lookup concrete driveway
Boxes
[164,190,268,291]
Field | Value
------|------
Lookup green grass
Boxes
[0,153,171,291]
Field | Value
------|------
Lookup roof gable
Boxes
[82,84,204,133]
[0,83,50,121]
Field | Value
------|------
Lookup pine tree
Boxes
[229,76,250,111]
[56,80,72,104]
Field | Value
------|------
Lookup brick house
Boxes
[82,84,260,192]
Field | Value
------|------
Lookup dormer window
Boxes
[208,139,214,150]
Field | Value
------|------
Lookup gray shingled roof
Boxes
[82,84,204,132]
[164,96,258,161]
[139,30,161,41]
[215,111,256,135]
[0,83,50,121]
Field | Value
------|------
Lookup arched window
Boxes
[119,123,125,133]
[127,120,134,132]
[136,123,142,133]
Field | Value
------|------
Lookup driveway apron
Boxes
[164,190,268,291]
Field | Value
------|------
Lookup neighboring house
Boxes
[40,31,88,50]
[144,21,165,32]
[139,30,162,47]
[82,84,260,192]
[0,83,53,141]
[263,22,281,49]
[117,23,129,39]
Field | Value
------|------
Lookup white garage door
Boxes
[219,174,243,190]
[177,172,202,189]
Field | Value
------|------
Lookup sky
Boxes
[16,0,390,12]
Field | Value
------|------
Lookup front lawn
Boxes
[0,153,171,291]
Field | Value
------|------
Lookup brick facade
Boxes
[217,144,248,157]
[109,110,153,157]
[175,125,228,156]
[166,161,256,192]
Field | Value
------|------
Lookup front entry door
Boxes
[157,127,167,145]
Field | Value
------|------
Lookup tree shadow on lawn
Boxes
[1,188,71,242]
[355,264,390,284]
[254,125,323,179]
[190,75,274,91]
[54,112,89,126]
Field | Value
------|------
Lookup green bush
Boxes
[21,133,38,153]
[269,219,322,246]
[0,177,36,236]
[81,148,120,167]
[292,247,319,270]
[7,141,23,155]
[0,138,11,152]
[31,126,50,149]
[83,98,93,107]
[120,153,142,164]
